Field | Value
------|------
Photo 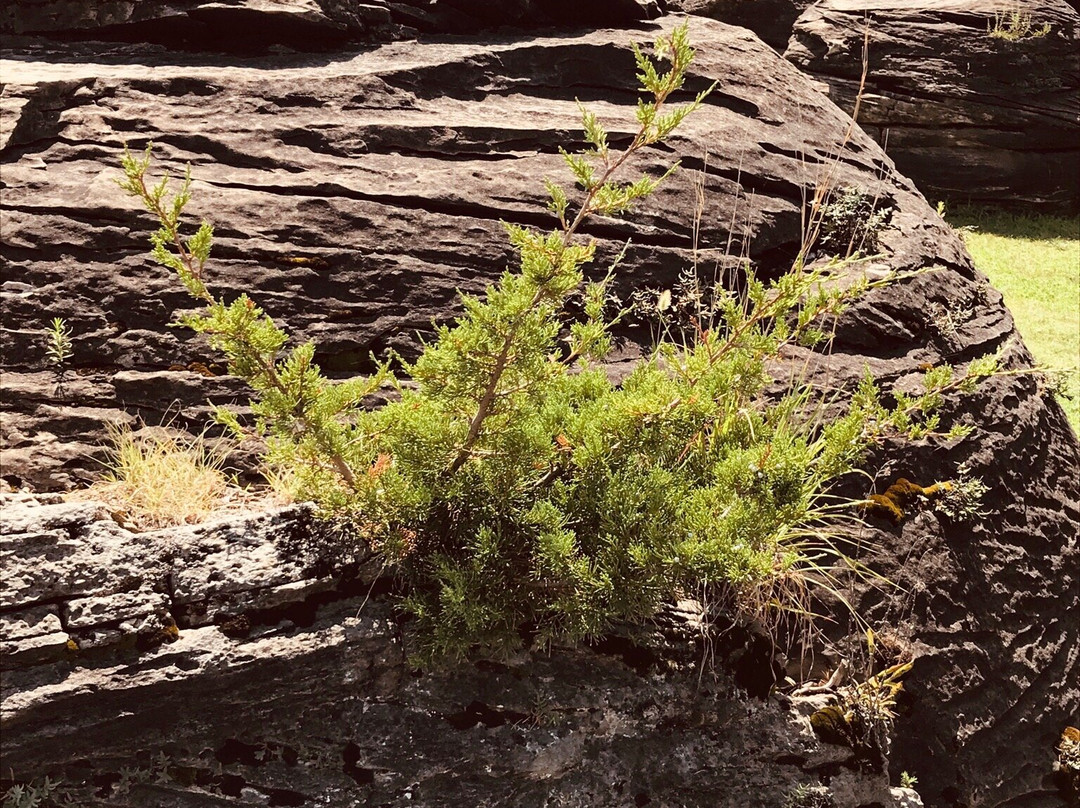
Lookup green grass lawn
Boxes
[950,207,1079,431]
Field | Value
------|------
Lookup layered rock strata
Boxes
[1,13,1078,807]
[1,491,919,807]
[786,0,1080,210]
[1,0,663,42]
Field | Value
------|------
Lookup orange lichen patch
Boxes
[1060,727,1080,787]
[861,478,953,524]
[280,256,331,270]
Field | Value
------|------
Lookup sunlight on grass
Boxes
[951,207,1079,431]
[88,425,229,530]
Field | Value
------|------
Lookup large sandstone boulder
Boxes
[1,13,1077,808]
[1,14,976,492]
[786,0,1080,210]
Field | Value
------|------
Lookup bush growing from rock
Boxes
[117,25,989,664]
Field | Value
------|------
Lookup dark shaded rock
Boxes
[786,0,1080,211]
[1,0,662,47]
[0,0,399,51]
[1,14,1077,808]
[667,0,814,49]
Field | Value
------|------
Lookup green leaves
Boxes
[544,178,569,225]
[117,24,997,670]
[118,143,384,498]
[44,317,73,369]
[630,24,715,146]
[559,148,596,191]
[579,102,609,159]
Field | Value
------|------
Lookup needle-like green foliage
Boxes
[118,24,987,666]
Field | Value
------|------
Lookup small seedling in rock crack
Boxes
[988,9,1050,40]
[817,186,892,257]
[783,784,834,808]
[43,317,73,397]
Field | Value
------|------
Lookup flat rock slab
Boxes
[0,491,903,808]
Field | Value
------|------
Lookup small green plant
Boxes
[817,186,892,256]
[2,777,68,808]
[44,317,73,394]
[988,8,1051,40]
[118,26,990,665]
[900,771,919,789]
[935,463,990,522]
[783,784,834,808]
[811,631,912,759]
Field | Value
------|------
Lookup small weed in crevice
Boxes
[935,463,990,523]
[44,317,73,397]
[988,8,1050,40]
[817,186,892,256]
[85,424,229,530]
[2,777,71,808]
[810,631,912,764]
[783,784,834,808]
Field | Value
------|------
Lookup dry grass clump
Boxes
[85,425,230,530]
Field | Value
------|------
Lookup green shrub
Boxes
[118,25,988,665]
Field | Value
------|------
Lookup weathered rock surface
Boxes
[1,16,972,490]
[1,12,1078,808]
[786,0,1080,210]
[0,492,909,807]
